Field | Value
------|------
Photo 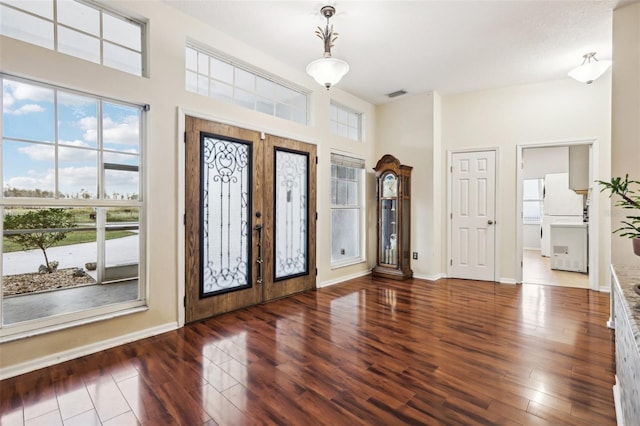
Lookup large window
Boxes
[0,75,146,339]
[0,0,145,76]
[523,178,544,224]
[330,102,362,141]
[185,44,309,125]
[330,153,365,267]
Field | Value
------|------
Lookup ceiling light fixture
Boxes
[306,5,350,90]
[568,52,612,84]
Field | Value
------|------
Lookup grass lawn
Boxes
[3,230,136,253]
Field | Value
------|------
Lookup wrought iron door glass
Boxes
[274,148,308,279]
[201,136,251,295]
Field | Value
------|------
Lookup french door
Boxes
[185,116,316,322]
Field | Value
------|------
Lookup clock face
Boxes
[382,173,397,198]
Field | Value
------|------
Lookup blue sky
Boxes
[2,78,140,199]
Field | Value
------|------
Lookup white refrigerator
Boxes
[541,173,583,257]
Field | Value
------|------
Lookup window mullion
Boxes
[53,89,60,198]
[53,0,59,51]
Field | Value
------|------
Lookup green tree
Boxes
[3,208,77,273]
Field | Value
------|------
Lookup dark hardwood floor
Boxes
[1,277,616,425]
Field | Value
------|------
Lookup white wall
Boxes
[441,76,612,285]
[0,0,377,372]
[523,224,541,250]
[375,92,444,280]
[611,2,640,267]
[523,146,568,179]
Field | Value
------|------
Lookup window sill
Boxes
[331,258,366,270]
[0,304,148,344]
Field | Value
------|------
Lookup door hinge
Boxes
[183,296,186,307]
[450,213,453,219]
[184,131,186,143]
[315,212,318,220]
[316,156,318,164]
[450,166,453,172]
[315,268,318,276]
[450,259,453,266]
[183,214,186,225]
[260,131,266,140]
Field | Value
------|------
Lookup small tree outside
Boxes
[3,208,77,273]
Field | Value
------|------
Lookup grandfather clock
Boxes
[372,154,413,280]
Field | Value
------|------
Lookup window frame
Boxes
[330,101,363,142]
[330,152,366,268]
[185,43,310,126]
[0,74,147,342]
[0,0,147,77]
[523,178,544,224]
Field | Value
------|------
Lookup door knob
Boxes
[488,220,494,225]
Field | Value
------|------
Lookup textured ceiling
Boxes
[163,0,634,104]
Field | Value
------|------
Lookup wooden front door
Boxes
[185,116,316,322]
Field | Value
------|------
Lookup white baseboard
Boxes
[500,278,517,285]
[413,272,446,281]
[613,377,624,426]
[318,269,371,288]
[0,322,178,380]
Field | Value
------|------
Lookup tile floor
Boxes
[522,249,589,288]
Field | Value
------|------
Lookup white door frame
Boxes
[515,139,599,290]
[447,148,501,282]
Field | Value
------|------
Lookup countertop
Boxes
[611,264,640,352]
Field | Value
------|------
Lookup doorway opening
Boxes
[517,141,598,289]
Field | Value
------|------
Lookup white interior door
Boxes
[450,150,496,281]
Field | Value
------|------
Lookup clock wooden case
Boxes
[372,154,413,280]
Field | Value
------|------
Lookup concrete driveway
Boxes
[2,235,139,276]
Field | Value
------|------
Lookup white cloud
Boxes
[6,169,54,192]
[58,166,97,196]
[17,143,96,163]
[57,91,96,108]
[3,80,52,115]
[17,144,55,162]
[4,80,53,103]
[59,139,91,149]
[78,115,139,146]
[79,116,98,142]
[6,103,45,115]
[104,116,139,146]
[3,92,15,109]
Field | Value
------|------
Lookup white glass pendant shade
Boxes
[568,58,612,84]
[306,57,350,90]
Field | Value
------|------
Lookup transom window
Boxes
[330,153,365,267]
[1,74,146,339]
[185,44,309,125]
[0,0,145,76]
[330,102,362,141]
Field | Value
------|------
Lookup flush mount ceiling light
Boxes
[306,5,350,90]
[568,52,612,84]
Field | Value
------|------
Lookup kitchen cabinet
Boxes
[569,145,589,194]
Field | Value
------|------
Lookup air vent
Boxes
[386,89,407,98]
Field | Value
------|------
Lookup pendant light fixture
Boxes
[306,5,350,90]
[568,52,612,84]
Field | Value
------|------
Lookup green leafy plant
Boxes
[598,174,640,238]
[3,208,77,273]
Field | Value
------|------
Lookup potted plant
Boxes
[598,174,640,255]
